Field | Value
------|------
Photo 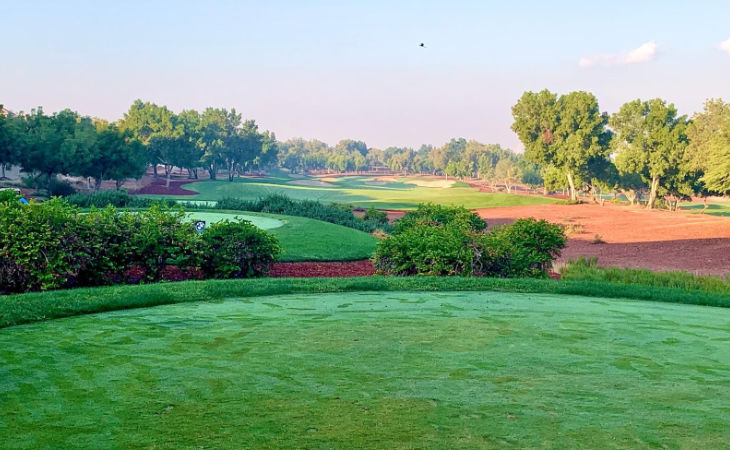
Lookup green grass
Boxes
[193,210,376,262]
[185,211,284,230]
[142,175,560,210]
[2,290,729,448]
[561,257,730,294]
[3,276,730,329]
[681,201,730,216]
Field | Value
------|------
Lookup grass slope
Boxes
[2,291,728,448]
[195,210,376,262]
[142,175,559,209]
[682,201,730,216]
[3,276,730,329]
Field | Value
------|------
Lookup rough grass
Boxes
[2,291,729,448]
[3,276,730,329]
[140,175,559,210]
[561,257,730,294]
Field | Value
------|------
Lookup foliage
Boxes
[363,206,388,225]
[66,190,165,208]
[484,218,567,278]
[201,220,281,278]
[394,203,487,234]
[376,205,565,278]
[610,98,690,208]
[685,98,730,195]
[0,194,280,293]
[511,90,612,201]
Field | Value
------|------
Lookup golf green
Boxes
[186,211,284,230]
[1,291,728,447]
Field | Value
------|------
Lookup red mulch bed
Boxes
[268,260,375,277]
[131,179,199,195]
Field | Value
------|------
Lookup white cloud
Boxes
[719,38,730,55]
[579,41,657,67]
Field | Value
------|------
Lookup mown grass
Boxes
[681,201,730,216]
[193,210,376,262]
[2,275,730,329]
[2,290,729,448]
[140,174,559,210]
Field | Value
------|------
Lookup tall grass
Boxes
[561,256,730,294]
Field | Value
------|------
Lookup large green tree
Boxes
[610,99,690,209]
[0,107,21,179]
[511,90,611,201]
[119,100,176,177]
[685,98,730,195]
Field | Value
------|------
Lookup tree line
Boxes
[512,91,730,208]
[0,100,278,191]
[278,137,541,192]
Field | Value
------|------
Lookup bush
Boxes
[49,178,77,197]
[483,218,566,278]
[201,220,281,278]
[394,203,486,234]
[363,206,389,225]
[66,190,169,208]
[373,220,480,276]
[375,205,565,278]
[0,193,280,293]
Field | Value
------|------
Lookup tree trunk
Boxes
[95,176,103,191]
[115,179,123,190]
[566,171,577,201]
[208,167,216,180]
[165,165,173,188]
[153,164,158,177]
[646,176,660,209]
[504,181,511,194]
[1,165,5,179]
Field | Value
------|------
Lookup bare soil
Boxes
[477,203,730,275]
[268,260,375,277]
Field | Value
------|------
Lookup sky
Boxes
[2,0,730,150]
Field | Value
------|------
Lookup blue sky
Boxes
[2,0,730,150]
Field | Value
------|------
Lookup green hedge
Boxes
[0,192,279,293]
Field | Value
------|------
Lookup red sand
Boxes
[477,203,730,275]
[268,260,376,277]
[131,178,198,195]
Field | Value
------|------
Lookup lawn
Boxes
[682,201,730,216]
[2,290,728,448]
[141,174,559,210]
[188,210,376,262]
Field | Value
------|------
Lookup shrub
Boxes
[0,193,85,291]
[66,190,169,208]
[201,220,281,278]
[394,203,486,234]
[363,206,389,225]
[482,218,566,278]
[49,178,77,197]
[375,206,566,278]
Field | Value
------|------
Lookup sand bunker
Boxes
[288,179,336,187]
[399,178,456,188]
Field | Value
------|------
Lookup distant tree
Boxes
[494,158,522,193]
[119,100,176,177]
[0,107,21,179]
[511,90,611,201]
[610,98,689,209]
[81,123,146,190]
[686,99,730,195]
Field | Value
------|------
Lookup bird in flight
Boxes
[419,43,425,48]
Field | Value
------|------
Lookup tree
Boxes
[118,100,176,177]
[610,99,689,209]
[81,123,146,190]
[21,109,95,190]
[494,158,522,193]
[686,99,730,195]
[511,90,611,201]
[0,107,21,179]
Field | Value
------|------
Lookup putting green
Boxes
[186,211,284,230]
[1,291,728,447]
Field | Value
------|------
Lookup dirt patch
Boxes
[288,179,336,187]
[477,203,730,275]
[401,179,456,188]
[268,260,375,277]
[131,179,198,196]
